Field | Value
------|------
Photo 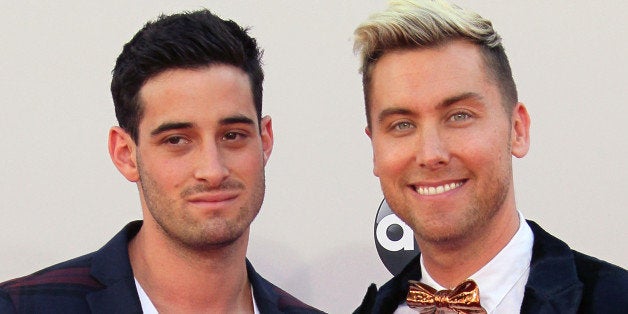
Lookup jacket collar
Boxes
[86,221,143,314]
[371,254,422,313]
[520,220,583,313]
[247,260,279,312]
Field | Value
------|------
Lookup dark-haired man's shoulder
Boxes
[0,252,108,313]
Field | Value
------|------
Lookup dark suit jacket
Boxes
[354,220,628,313]
[0,221,324,314]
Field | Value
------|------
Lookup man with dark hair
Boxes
[0,9,322,313]
[353,0,627,313]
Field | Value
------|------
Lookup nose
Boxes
[193,142,229,186]
[415,127,449,169]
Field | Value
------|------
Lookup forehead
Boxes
[370,41,491,102]
[137,65,256,128]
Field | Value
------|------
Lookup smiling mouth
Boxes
[414,181,465,196]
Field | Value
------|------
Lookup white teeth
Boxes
[416,182,463,196]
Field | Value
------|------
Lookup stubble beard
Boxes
[386,166,512,247]
[137,158,265,252]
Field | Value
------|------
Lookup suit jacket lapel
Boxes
[372,254,422,313]
[86,280,143,314]
[247,260,284,313]
[520,220,583,313]
[86,221,143,313]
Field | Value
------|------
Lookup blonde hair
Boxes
[354,0,517,126]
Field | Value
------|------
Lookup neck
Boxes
[419,208,520,288]
[129,219,253,313]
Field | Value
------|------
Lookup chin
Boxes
[413,220,471,245]
[181,230,245,250]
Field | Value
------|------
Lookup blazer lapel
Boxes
[521,284,583,314]
[86,280,143,314]
[520,221,583,313]
[247,260,283,313]
[86,221,143,313]
[371,255,423,314]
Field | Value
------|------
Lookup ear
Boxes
[510,102,531,158]
[365,126,380,177]
[108,126,139,182]
[260,116,274,165]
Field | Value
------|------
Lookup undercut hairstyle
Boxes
[111,9,264,142]
[354,0,518,128]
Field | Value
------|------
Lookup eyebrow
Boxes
[150,122,193,136]
[377,92,484,123]
[149,115,256,137]
[437,92,483,109]
[220,115,255,126]
[377,108,412,124]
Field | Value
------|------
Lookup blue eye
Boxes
[394,121,414,130]
[450,112,471,121]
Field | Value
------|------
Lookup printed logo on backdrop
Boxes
[374,199,419,276]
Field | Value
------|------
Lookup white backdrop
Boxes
[1,1,626,313]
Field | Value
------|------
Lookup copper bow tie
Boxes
[406,279,487,314]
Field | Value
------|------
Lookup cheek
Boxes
[143,155,189,188]
[457,131,510,167]
[224,149,264,175]
[373,140,411,178]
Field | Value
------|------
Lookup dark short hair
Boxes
[111,9,264,142]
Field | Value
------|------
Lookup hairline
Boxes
[132,63,262,145]
[364,39,515,129]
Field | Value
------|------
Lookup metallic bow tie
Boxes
[406,279,487,314]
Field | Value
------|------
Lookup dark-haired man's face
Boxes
[366,40,530,245]
[132,65,273,250]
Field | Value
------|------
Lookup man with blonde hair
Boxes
[353,0,627,313]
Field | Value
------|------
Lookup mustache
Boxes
[180,180,245,198]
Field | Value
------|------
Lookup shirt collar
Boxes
[134,278,260,314]
[420,211,534,312]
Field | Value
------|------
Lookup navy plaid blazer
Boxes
[0,221,324,314]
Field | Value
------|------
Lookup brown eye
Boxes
[165,136,189,145]
[223,132,246,141]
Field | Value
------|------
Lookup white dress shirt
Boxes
[135,278,260,314]
[395,212,534,313]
